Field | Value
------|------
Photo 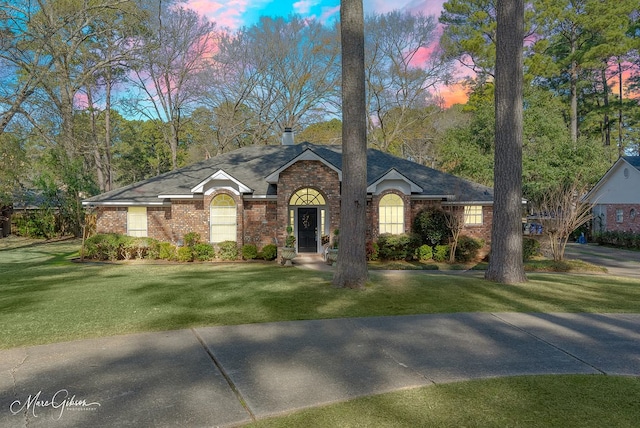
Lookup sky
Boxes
[185,0,466,106]
[186,1,447,30]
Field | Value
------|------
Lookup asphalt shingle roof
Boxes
[83,143,493,204]
[623,156,640,171]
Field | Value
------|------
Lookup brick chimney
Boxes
[282,127,294,145]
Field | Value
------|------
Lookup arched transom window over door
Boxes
[289,188,328,252]
[210,194,237,243]
[379,193,404,235]
[290,188,326,206]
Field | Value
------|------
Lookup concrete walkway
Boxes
[564,242,640,279]
[2,313,639,427]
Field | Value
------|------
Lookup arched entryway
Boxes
[289,188,328,253]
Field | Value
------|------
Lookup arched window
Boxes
[210,194,237,243]
[289,188,326,206]
[379,193,404,235]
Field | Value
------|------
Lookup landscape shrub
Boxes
[454,236,483,262]
[241,244,258,260]
[148,240,161,260]
[413,208,450,246]
[119,235,139,260]
[366,241,379,261]
[183,232,200,247]
[595,231,640,250]
[523,237,541,261]
[83,233,122,260]
[159,242,177,260]
[260,244,278,261]
[193,243,215,261]
[433,245,450,262]
[377,234,420,260]
[13,210,58,239]
[177,246,194,262]
[217,240,238,260]
[416,244,433,261]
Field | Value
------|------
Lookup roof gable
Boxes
[367,168,423,195]
[586,156,640,204]
[189,170,252,196]
[265,148,342,184]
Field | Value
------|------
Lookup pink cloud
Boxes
[320,5,340,24]
[186,0,250,29]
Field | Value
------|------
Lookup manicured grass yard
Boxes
[248,375,640,428]
[1,237,639,349]
[2,237,639,427]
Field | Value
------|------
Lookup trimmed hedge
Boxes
[260,244,278,261]
[216,240,239,261]
[594,231,640,250]
[242,244,259,260]
[454,236,483,263]
[433,245,449,262]
[83,233,240,262]
[416,244,433,261]
[194,243,215,261]
[523,237,541,261]
[377,233,421,261]
[83,233,160,261]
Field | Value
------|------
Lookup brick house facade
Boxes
[85,139,494,253]
[586,157,640,234]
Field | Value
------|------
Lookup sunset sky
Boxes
[186,0,447,30]
[184,0,467,107]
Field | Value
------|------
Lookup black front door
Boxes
[297,208,318,253]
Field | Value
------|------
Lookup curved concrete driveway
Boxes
[564,242,640,278]
[2,313,639,427]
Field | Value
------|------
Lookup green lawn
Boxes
[247,375,640,428]
[1,237,639,349]
[2,238,639,426]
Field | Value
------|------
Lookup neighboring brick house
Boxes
[83,132,494,254]
[586,156,640,234]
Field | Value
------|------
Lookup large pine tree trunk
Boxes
[333,0,368,289]
[485,0,527,284]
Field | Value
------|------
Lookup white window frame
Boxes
[379,193,404,235]
[616,209,624,223]
[127,207,148,237]
[210,194,237,243]
[464,206,483,225]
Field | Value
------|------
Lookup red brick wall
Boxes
[277,160,341,245]
[462,206,493,244]
[243,200,278,247]
[95,207,127,234]
[148,207,172,241]
[604,204,640,233]
[171,199,207,243]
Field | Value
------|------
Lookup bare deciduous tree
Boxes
[205,15,340,148]
[444,206,465,263]
[128,6,217,169]
[535,182,595,261]
[365,11,452,155]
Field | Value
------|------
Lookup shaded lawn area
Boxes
[247,375,640,428]
[2,238,640,349]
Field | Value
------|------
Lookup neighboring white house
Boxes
[585,156,640,233]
